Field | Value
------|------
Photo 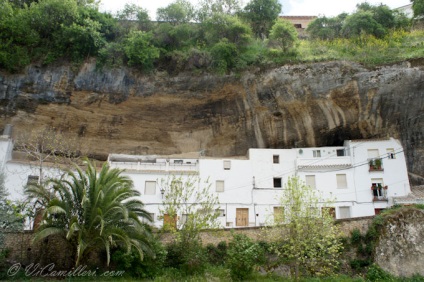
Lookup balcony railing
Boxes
[109,161,199,172]
[371,185,388,201]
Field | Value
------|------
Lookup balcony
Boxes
[371,185,388,201]
[369,158,384,172]
[108,158,199,173]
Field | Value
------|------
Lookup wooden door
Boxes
[236,208,248,227]
[163,214,177,230]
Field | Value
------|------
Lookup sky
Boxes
[99,0,411,19]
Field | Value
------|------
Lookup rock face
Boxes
[375,208,424,277]
[0,60,423,179]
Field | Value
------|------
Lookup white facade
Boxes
[1,135,411,229]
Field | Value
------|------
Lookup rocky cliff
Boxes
[375,208,424,277]
[0,60,423,180]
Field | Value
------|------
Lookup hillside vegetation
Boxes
[0,0,423,74]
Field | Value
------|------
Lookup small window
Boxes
[294,24,302,28]
[174,159,183,164]
[144,181,156,195]
[273,178,282,188]
[216,180,225,192]
[305,175,316,189]
[223,160,231,170]
[273,155,279,164]
[313,150,321,158]
[216,209,225,217]
[336,149,345,156]
[367,149,379,158]
[387,148,395,159]
[339,207,351,219]
[336,174,347,189]
[27,175,39,185]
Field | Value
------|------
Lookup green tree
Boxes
[306,15,345,40]
[54,18,105,61]
[196,0,241,22]
[226,233,264,280]
[342,11,386,38]
[264,176,343,280]
[411,0,424,18]
[159,175,220,274]
[156,0,195,25]
[116,4,152,32]
[268,18,298,52]
[202,13,252,46]
[123,30,160,70]
[240,0,282,38]
[25,160,153,266]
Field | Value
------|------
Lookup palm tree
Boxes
[25,160,152,266]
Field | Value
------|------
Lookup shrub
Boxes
[164,240,207,275]
[111,239,167,279]
[366,264,395,281]
[206,241,227,266]
[350,228,362,245]
[226,233,264,281]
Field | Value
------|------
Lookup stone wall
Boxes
[1,216,373,267]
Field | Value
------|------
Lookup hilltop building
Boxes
[280,16,317,38]
[0,125,413,229]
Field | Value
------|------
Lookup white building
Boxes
[0,128,412,229]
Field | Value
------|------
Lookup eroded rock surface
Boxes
[375,208,424,277]
[0,60,423,179]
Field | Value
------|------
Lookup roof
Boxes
[280,16,317,20]
[349,138,390,143]
[393,186,424,204]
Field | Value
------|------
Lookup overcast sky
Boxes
[99,0,411,19]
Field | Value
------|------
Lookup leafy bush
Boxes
[350,228,362,245]
[366,264,395,281]
[164,240,207,275]
[206,241,227,266]
[111,239,167,279]
[226,233,264,281]
[210,39,238,73]
[123,30,160,70]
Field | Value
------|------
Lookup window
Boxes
[339,207,351,219]
[27,175,39,185]
[216,209,225,217]
[387,148,395,159]
[322,207,336,219]
[313,150,321,158]
[223,160,231,170]
[294,24,302,28]
[273,178,282,188]
[371,178,385,198]
[305,175,316,189]
[336,174,347,189]
[367,149,379,158]
[216,180,224,192]
[273,155,279,164]
[144,181,156,195]
[336,149,345,156]
[174,159,183,164]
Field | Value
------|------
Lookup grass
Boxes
[295,30,424,67]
